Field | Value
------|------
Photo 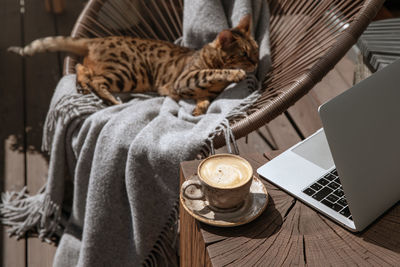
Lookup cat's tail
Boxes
[8,36,91,56]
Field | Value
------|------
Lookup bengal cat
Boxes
[8,15,259,116]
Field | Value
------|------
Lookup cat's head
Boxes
[212,14,259,72]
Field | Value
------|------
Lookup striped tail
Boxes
[7,36,91,56]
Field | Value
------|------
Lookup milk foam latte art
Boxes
[199,155,252,188]
[181,154,254,210]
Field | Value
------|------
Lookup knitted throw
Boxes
[0,0,270,265]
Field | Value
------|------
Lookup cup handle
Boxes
[182,179,204,200]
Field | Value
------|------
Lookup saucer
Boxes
[180,175,268,227]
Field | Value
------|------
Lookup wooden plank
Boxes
[1,138,26,267]
[255,127,276,150]
[287,55,355,139]
[334,55,354,87]
[237,132,272,155]
[260,114,302,151]
[287,93,322,138]
[23,1,60,265]
[216,131,272,155]
[311,56,354,105]
[0,0,27,265]
[179,164,212,267]
[25,153,57,267]
[45,0,66,14]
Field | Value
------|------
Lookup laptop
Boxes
[257,59,400,232]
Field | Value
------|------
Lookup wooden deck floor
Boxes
[1,1,83,266]
[0,1,355,266]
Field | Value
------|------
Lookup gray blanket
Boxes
[0,0,270,266]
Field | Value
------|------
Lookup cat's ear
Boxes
[216,30,233,49]
[236,14,252,35]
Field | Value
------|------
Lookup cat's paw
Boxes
[192,107,205,116]
[192,98,210,116]
[232,69,246,83]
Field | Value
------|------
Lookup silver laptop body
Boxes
[257,59,400,231]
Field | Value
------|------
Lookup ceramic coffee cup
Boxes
[182,154,254,210]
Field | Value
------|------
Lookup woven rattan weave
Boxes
[63,0,384,148]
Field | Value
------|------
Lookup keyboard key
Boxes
[328,182,340,190]
[337,198,347,206]
[332,203,344,212]
[321,199,335,208]
[303,188,315,196]
[317,178,329,186]
[333,178,342,185]
[310,183,322,191]
[331,169,338,176]
[312,187,333,201]
[324,173,336,181]
[349,216,353,221]
[321,199,343,212]
[340,207,351,217]
[326,194,339,203]
[333,189,345,197]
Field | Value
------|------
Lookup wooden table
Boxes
[180,152,400,266]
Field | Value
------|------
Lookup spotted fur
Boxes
[8,15,258,115]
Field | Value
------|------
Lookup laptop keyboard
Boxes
[302,168,353,220]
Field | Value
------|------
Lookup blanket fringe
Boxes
[143,201,180,267]
[207,75,261,155]
[0,186,62,243]
[42,94,106,153]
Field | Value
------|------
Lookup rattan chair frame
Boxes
[64,0,384,149]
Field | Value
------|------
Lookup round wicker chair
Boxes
[64,0,384,149]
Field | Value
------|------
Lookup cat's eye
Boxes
[241,52,248,57]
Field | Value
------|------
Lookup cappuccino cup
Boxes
[182,154,253,210]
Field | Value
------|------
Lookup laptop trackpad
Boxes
[291,130,334,170]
